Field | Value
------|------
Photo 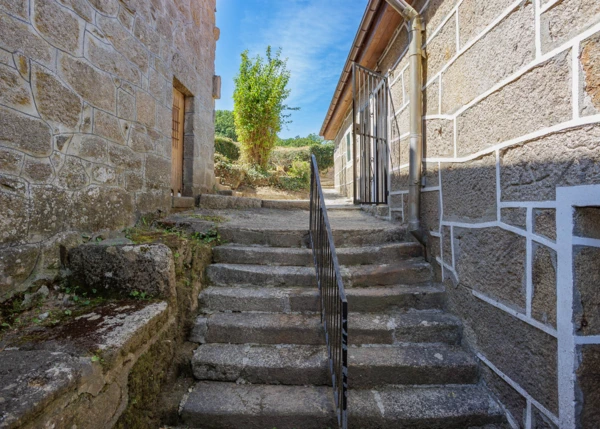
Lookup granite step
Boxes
[212,242,423,266]
[217,225,406,248]
[206,261,432,288]
[199,284,446,313]
[180,382,505,429]
[191,343,478,387]
[190,311,462,346]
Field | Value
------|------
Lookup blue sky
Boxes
[215,0,368,139]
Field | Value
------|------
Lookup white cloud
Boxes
[244,0,365,108]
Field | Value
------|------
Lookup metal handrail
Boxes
[309,154,348,429]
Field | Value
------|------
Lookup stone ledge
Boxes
[0,300,171,429]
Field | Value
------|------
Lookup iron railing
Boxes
[309,154,348,429]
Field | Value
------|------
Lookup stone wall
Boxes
[0,0,218,301]
[333,0,600,427]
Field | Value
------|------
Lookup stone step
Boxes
[199,284,446,313]
[212,242,423,266]
[191,343,478,387]
[217,225,406,248]
[171,196,195,209]
[206,261,432,288]
[261,199,310,210]
[198,194,262,210]
[180,382,505,429]
[190,311,462,345]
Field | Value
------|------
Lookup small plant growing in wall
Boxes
[233,46,296,168]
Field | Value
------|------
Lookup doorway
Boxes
[171,87,185,196]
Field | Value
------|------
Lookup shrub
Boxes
[215,136,240,161]
[268,146,311,170]
[309,142,334,171]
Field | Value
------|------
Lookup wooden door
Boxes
[171,88,185,195]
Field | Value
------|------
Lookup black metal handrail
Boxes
[309,154,348,429]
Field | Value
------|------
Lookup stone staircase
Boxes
[171,197,506,428]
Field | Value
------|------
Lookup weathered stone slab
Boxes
[454,226,526,309]
[68,242,176,299]
[136,89,155,128]
[576,344,600,428]
[540,0,600,53]
[500,125,600,201]
[573,206,600,239]
[532,243,557,328]
[425,14,456,78]
[457,51,571,156]
[424,77,439,116]
[0,12,55,67]
[32,65,82,128]
[1,107,52,157]
[533,208,556,241]
[443,2,535,114]
[480,363,527,428]
[0,244,38,298]
[574,245,600,335]
[0,147,24,174]
[22,156,54,183]
[145,154,170,190]
[0,62,35,115]
[97,15,148,73]
[28,185,70,241]
[57,0,94,22]
[0,0,29,19]
[447,284,558,414]
[458,0,516,46]
[501,207,527,230]
[117,89,136,121]
[71,186,134,231]
[33,0,83,55]
[580,31,600,116]
[442,153,497,222]
[108,144,142,170]
[57,156,89,189]
[86,34,140,85]
[68,135,108,163]
[60,55,115,112]
[95,109,125,144]
[425,118,453,157]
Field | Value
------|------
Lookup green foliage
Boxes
[309,141,334,171]
[215,136,240,161]
[277,160,310,191]
[276,133,323,147]
[233,47,295,167]
[215,110,238,141]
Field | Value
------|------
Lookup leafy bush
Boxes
[268,146,311,170]
[309,142,334,171]
[276,160,310,191]
[215,136,240,161]
[215,110,238,141]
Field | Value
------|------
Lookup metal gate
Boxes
[352,63,389,205]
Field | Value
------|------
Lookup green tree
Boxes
[233,47,294,167]
[215,110,238,141]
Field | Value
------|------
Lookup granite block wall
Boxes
[333,0,600,426]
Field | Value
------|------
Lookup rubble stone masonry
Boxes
[0,0,217,300]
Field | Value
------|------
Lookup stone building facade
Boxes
[322,0,600,427]
[0,0,218,300]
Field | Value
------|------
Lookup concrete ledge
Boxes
[198,194,262,209]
